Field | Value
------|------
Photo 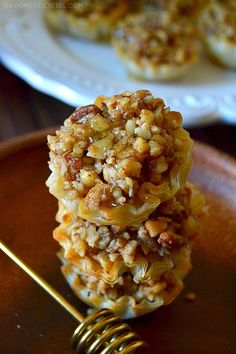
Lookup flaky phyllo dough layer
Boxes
[47,90,192,227]
[54,183,205,318]
[47,90,206,318]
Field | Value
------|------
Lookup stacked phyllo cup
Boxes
[47,90,205,319]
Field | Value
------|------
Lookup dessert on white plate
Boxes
[112,12,200,81]
[44,0,131,41]
[199,0,236,69]
[142,0,204,20]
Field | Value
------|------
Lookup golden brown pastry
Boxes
[54,183,206,318]
[112,12,199,81]
[199,0,236,69]
[44,0,130,41]
[46,90,192,227]
[46,89,206,319]
[142,0,204,20]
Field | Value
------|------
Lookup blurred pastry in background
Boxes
[141,0,204,21]
[112,12,200,81]
[44,0,131,41]
[199,0,236,69]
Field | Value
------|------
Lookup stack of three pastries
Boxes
[46,90,205,318]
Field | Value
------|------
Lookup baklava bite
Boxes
[47,90,206,318]
[142,0,204,21]
[47,90,192,226]
[199,0,236,69]
[45,0,131,41]
[54,183,205,318]
[112,12,199,81]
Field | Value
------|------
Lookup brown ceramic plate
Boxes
[0,130,236,354]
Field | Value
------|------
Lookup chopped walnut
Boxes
[85,183,112,210]
[70,105,102,122]
[145,219,168,237]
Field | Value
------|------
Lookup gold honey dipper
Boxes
[0,240,148,354]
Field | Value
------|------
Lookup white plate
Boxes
[0,0,236,126]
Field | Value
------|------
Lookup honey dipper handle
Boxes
[0,240,84,323]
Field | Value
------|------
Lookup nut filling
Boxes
[199,0,236,69]
[199,0,236,43]
[47,90,192,226]
[112,12,199,80]
[143,0,204,19]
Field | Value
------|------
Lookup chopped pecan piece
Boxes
[70,105,102,123]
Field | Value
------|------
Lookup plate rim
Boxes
[0,128,55,159]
